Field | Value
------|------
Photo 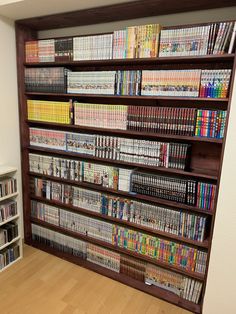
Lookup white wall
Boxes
[0,15,23,236]
[203,64,236,314]
[1,5,236,314]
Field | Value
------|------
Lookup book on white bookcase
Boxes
[0,165,22,272]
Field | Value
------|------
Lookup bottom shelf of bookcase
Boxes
[0,256,22,273]
[27,239,201,314]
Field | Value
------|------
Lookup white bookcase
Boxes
[0,165,22,272]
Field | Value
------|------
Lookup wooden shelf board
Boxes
[0,214,20,227]
[0,256,22,273]
[25,92,229,102]
[0,166,17,176]
[27,120,223,144]
[16,0,236,31]
[24,54,235,67]
[0,192,18,202]
[28,171,215,216]
[28,146,218,181]
[31,195,209,249]
[0,236,21,251]
[31,218,205,281]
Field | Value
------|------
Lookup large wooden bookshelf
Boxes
[15,4,236,314]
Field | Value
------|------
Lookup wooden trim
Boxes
[27,120,224,144]
[25,92,229,102]
[24,54,235,67]
[16,0,236,31]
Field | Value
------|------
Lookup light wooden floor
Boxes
[0,245,192,314]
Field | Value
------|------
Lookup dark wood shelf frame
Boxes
[31,217,206,281]
[15,8,236,314]
[28,145,219,181]
[25,92,229,102]
[16,0,236,30]
[28,171,215,216]
[31,194,209,249]
[24,53,235,67]
[27,120,224,144]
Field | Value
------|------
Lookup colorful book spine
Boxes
[199,69,231,98]
[195,110,227,138]
[74,102,128,130]
[27,100,73,124]
[196,182,216,211]
[141,70,201,97]
[0,201,17,223]
[0,178,17,198]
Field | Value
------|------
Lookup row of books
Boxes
[0,223,18,247]
[34,174,210,244]
[87,242,120,273]
[27,99,73,124]
[145,263,202,303]
[32,194,207,242]
[159,21,236,56]
[195,110,227,138]
[99,195,207,242]
[0,178,17,198]
[116,70,141,96]
[196,183,216,211]
[30,203,207,273]
[31,223,203,304]
[114,24,161,59]
[0,201,17,223]
[0,244,20,270]
[25,67,68,93]
[30,128,96,155]
[29,128,191,170]
[73,102,127,130]
[27,100,227,139]
[141,69,231,98]
[97,137,190,170]
[29,154,216,209]
[131,172,215,210]
[73,34,113,61]
[25,21,236,63]
[199,69,231,98]
[25,68,232,99]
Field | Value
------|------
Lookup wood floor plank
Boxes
[0,245,192,314]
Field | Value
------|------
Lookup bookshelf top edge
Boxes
[0,166,17,176]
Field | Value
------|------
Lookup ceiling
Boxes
[0,0,136,20]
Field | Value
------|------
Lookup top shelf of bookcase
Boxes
[24,54,235,68]
[0,166,17,177]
